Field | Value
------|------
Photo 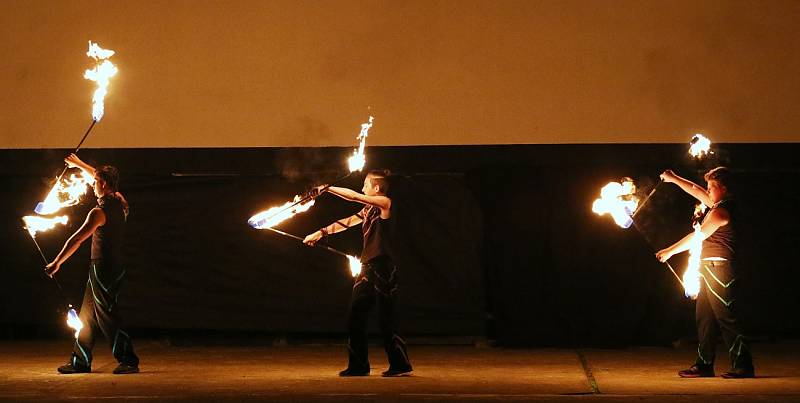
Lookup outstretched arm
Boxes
[45,208,106,277]
[323,186,391,211]
[655,208,730,262]
[660,170,712,207]
[303,213,364,245]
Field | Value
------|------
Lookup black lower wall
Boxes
[1,144,798,346]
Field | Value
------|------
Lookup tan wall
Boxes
[1,0,798,148]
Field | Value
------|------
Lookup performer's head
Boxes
[704,166,732,203]
[93,165,120,198]
[363,169,390,196]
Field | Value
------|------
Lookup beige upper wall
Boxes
[1,0,798,148]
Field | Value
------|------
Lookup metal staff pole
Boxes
[632,179,663,219]
[262,227,350,258]
[630,219,686,288]
[54,119,98,183]
[27,233,71,306]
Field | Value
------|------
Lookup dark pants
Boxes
[346,256,412,372]
[70,260,138,370]
[695,260,753,370]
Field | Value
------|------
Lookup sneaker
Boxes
[339,368,369,377]
[721,367,755,379]
[113,364,140,374]
[678,364,714,378]
[57,363,90,374]
[381,367,413,377]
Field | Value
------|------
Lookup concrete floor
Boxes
[1,340,799,402]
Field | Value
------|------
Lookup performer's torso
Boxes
[701,199,736,260]
[361,205,391,263]
[91,195,126,264]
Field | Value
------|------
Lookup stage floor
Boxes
[1,340,799,402]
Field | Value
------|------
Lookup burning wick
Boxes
[248,195,316,230]
[689,133,712,158]
[66,306,83,339]
[84,41,118,122]
[592,178,639,228]
[347,116,373,172]
[347,255,362,277]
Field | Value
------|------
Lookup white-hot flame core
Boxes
[84,41,118,121]
[66,307,84,339]
[35,171,95,216]
[23,215,69,237]
[347,255,362,278]
[248,195,316,229]
[592,180,639,228]
[347,116,374,172]
[683,222,704,299]
[689,133,712,158]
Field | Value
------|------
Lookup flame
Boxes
[347,255,362,277]
[23,215,69,237]
[347,116,374,172]
[689,133,712,158]
[248,195,316,229]
[683,222,704,299]
[66,307,84,339]
[84,41,118,121]
[592,179,639,228]
[34,170,95,216]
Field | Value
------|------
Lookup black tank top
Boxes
[91,195,126,264]
[361,205,391,263]
[701,199,736,260]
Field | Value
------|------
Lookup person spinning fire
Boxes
[656,167,754,378]
[304,170,413,377]
[45,154,139,375]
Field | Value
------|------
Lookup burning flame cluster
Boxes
[347,116,374,172]
[347,255,363,278]
[592,179,639,228]
[66,307,84,339]
[84,41,118,122]
[248,195,316,230]
[24,171,95,238]
[689,133,712,158]
[683,222,704,299]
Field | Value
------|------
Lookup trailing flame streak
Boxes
[35,171,95,216]
[347,255,362,278]
[66,307,83,339]
[347,116,374,172]
[591,180,639,228]
[248,195,316,229]
[84,41,118,121]
[23,215,69,237]
[683,223,703,299]
[689,134,712,158]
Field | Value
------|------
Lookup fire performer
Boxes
[45,154,139,375]
[304,170,413,377]
[655,167,754,378]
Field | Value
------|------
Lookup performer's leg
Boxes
[344,268,375,374]
[702,261,753,375]
[374,261,411,374]
[88,262,139,371]
[695,277,719,369]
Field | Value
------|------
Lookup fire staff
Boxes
[304,170,413,377]
[656,167,754,378]
[45,154,139,375]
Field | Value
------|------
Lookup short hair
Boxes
[96,165,120,192]
[704,166,733,192]
[367,169,391,194]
